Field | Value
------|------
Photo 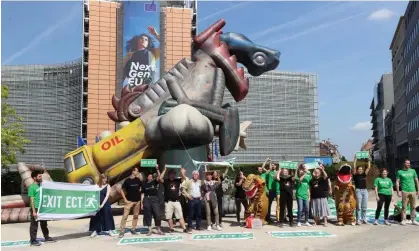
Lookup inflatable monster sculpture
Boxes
[108,18,280,171]
[242,174,269,224]
[334,164,357,226]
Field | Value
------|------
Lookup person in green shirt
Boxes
[28,170,56,246]
[295,164,312,227]
[395,159,419,225]
[260,158,280,224]
[373,168,394,225]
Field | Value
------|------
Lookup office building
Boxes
[370,73,394,165]
[1,60,83,168]
[217,71,319,163]
[404,1,419,167]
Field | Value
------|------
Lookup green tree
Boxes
[341,156,347,162]
[1,85,30,169]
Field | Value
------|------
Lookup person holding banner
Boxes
[89,174,115,237]
[276,166,295,227]
[202,166,222,231]
[141,166,164,236]
[310,166,331,226]
[158,166,188,234]
[261,158,279,224]
[295,164,312,227]
[119,167,142,238]
[235,171,249,226]
[28,170,56,246]
[182,170,204,232]
[211,168,229,227]
[352,162,370,225]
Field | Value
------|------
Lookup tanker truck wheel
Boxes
[81,177,94,185]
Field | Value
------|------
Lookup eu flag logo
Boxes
[144,3,156,12]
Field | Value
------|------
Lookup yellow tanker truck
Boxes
[64,118,150,185]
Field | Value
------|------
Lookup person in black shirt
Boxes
[310,167,331,226]
[211,168,229,227]
[158,166,188,233]
[352,162,370,225]
[119,167,142,238]
[276,166,295,227]
[141,166,164,236]
[234,171,249,225]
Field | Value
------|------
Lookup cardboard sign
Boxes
[279,161,298,169]
[166,164,181,169]
[141,159,157,168]
[269,231,335,238]
[192,232,254,240]
[118,236,183,245]
[356,151,369,159]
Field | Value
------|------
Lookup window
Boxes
[64,157,73,173]
[73,152,87,170]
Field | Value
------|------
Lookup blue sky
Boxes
[1,1,409,158]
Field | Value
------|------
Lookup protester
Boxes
[212,168,229,227]
[182,170,204,233]
[310,166,331,226]
[28,170,56,246]
[89,174,115,237]
[373,168,394,226]
[276,166,294,227]
[179,168,190,221]
[234,171,249,225]
[158,166,188,233]
[352,162,370,225]
[141,166,164,235]
[295,164,312,227]
[119,167,142,238]
[389,200,419,222]
[261,158,279,224]
[396,159,419,226]
[202,167,222,231]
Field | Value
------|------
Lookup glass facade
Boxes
[215,70,319,163]
[1,59,83,169]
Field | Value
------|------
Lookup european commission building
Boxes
[219,70,320,163]
[2,59,82,169]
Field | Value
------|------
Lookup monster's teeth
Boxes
[213,31,221,47]
[229,55,238,69]
[111,95,120,110]
[236,67,245,79]
[121,85,132,97]
[217,43,230,60]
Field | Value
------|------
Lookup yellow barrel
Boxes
[92,118,147,173]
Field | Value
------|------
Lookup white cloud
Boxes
[199,2,251,23]
[350,121,371,131]
[368,8,395,21]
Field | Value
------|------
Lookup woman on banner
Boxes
[276,166,295,227]
[373,168,394,225]
[235,171,249,226]
[89,174,116,237]
[141,165,164,236]
[310,166,331,226]
[203,165,222,231]
[123,26,160,87]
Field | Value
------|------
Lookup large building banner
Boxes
[38,181,100,220]
[122,1,160,88]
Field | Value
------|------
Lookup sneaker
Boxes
[44,237,56,243]
[356,221,361,225]
[373,220,378,225]
[401,220,406,226]
[130,230,138,235]
[297,222,301,227]
[216,225,222,231]
[183,229,189,234]
[289,222,293,228]
[118,233,124,238]
[31,241,41,246]
[187,228,193,234]
[412,221,419,226]
[90,231,98,238]
[305,222,312,227]
[109,231,116,237]
[362,220,368,224]
[169,229,174,234]
[384,220,391,226]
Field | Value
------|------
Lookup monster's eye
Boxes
[252,52,267,66]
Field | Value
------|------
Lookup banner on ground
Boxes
[38,181,100,220]
[122,1,161,88]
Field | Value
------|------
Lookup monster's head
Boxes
[337,163,352,185]
[242,174,265,199]
[194,19,280,102]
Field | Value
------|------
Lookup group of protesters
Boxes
[27,158,419,246]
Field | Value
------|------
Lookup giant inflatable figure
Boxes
[242,174,269,224]
[334,164,357,226]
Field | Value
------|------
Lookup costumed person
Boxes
[28,170,56,246]
[141,166,164,236]
[119,167,142,238]
[235,171,249,226]
[310,166,331,226]
[158,166,188,234]
[373,168,394,226]
[295,164,312,227]
[211,168,229,227]
[89,174,116,237]
[276,166,295,227]
[395,159,419,226]
[352,162,370,225]
[261,158,279,224]
[202,166,222,231]
[182,170,204,232]
[334,163,356,226]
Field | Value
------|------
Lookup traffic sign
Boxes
[141,159,157,168]
[192,232,254,240]
[118,235,183,245]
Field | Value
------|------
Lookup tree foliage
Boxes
[341,156,347,161]
[1,85,30,169]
